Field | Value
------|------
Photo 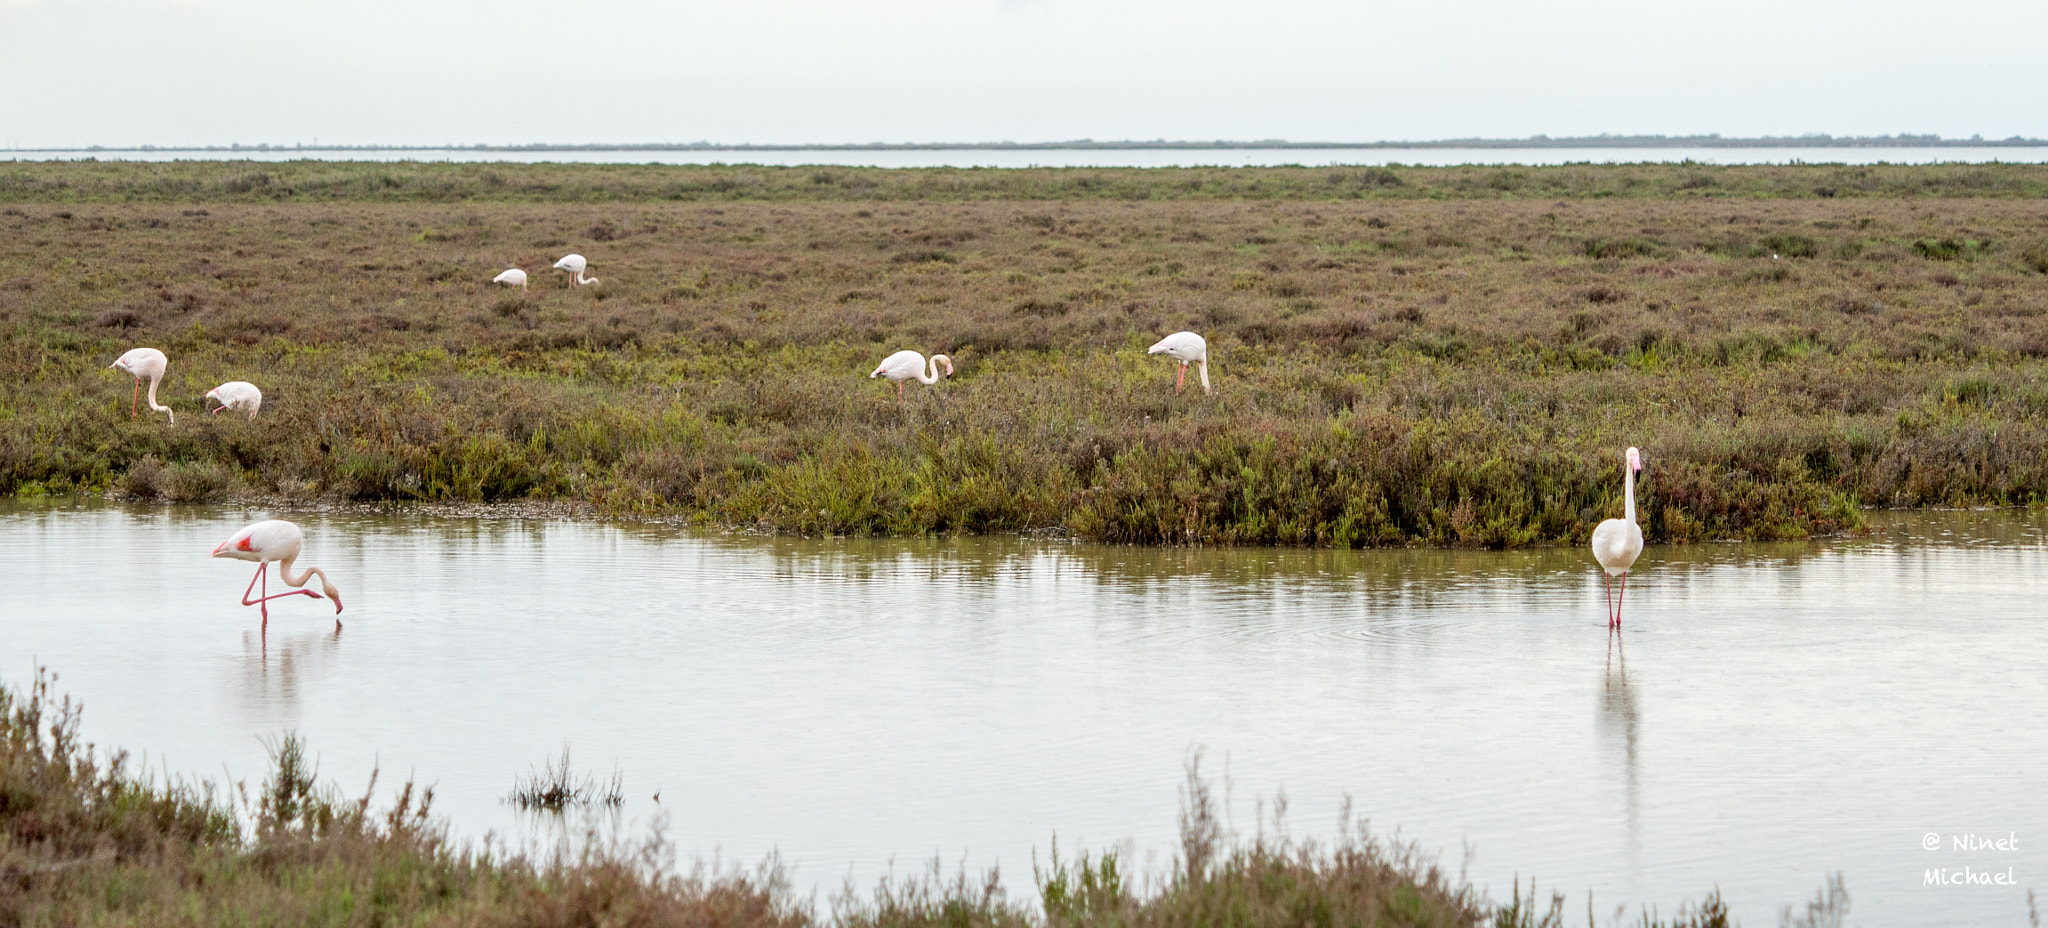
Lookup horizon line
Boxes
[10,133,2048,153]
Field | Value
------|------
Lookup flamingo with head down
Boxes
[110,347,175,423]
[1147,332,1210,395]
[553,254,599,286]
[205,381,262,419]
[212,519,344,630]
[869,350,953,402]
[493,268,529,290]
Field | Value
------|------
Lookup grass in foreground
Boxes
[2,669,1847,927]
[4,162,2048,545]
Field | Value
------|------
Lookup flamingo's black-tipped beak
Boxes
[331,593,344,614]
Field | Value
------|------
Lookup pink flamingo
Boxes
[211,520,344,630]
[1147,331,1211,395]
[1591,447,1646,629]
[869,349,953,402]
[109,347,174,422]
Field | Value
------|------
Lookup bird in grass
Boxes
[493,268,529,290]
[553,254,599,286]
[1147,331,1210,395]
[1591,447,1647,629]
[204,381,262,419]
[212,519,344,630]
[109,347,175,423]
[869,350,953,402]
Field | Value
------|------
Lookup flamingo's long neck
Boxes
[1196,358,1211,394]
[917,355,950,385]
[577,272,598,285]
[278,553,331,594]
[1623,465,1636,524]
[146,372,173,422]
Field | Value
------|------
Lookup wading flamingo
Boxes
[109,347,174,423]
[493,268,529,290]
[1591,447,1646,629]
[553,254,599,286]
[212,519,343,630]
[205,381,262,419]
[1147,331,1210,395]
[869,350,953,402]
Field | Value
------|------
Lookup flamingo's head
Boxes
[1626,447,1642,473]
[109,359,127,373]
[211,534,257,560]
[869,365,887,378]
[204,386,221,402]
[322,582,344,614]
[937,356,954,378]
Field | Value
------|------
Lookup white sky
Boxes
[4,0,2044,148]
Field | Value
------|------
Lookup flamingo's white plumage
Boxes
[493,268,529,290]
[869,350,953,402]
[553,254,598,286]
[1591,447,1647,629]
[1147,331,1210,395]
[109,347,174,423]
[211,519,343,630]
[205,381,262,419]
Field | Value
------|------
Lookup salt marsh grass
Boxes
[4,162,2048,544]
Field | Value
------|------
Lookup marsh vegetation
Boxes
[4,162,2047,544]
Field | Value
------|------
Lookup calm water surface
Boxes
[1,501,2042,925]
[11,146,2048,167]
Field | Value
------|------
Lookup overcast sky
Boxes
[4,0,2044,148]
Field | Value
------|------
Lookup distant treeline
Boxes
[11,133,2047,153]
[6,160,2048,204]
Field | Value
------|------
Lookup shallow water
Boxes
[1,500,2042,925]
[11,146,2048,168]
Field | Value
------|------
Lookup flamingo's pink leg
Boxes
[896,381,905,403]
[1615,572,1628,629]
[1597,569,1613,630]
[240,561,317,630]
[1174,363,1187,393]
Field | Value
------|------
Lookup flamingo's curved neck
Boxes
[1623,465,1636,524]
[917,354,951,385]
[278,553,330,593]
[577,272,598,285]
[1196,358,1211,394]
[145,372,173,422]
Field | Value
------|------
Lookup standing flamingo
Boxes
[1147,332,1210,395]
[869,350,953,402]
[205,381,263,419]
[493,268,529,290]
[109,347,175,423]
[1591,447,1646,629]
[553,254,599,286]
[212,519,343,630]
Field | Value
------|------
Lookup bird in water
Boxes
[869,350,953,402]
[1590,447,1647,629]
[212,519,344,630]
[205,381,262,419]
[1147,331,1210,395]
[493,268,529,290]
[109,347,175,423]
[553,254,599,286]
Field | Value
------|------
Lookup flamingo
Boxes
[109,347,174,423]
[211,519,343,630]
[205,381,262,419]
[1147,331,1210,395]
[1591,447,1647,629]
[869,350,953,402]
[553,254,599,286]
[493,268,529,290]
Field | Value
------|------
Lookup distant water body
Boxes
[13,146,2048,168]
